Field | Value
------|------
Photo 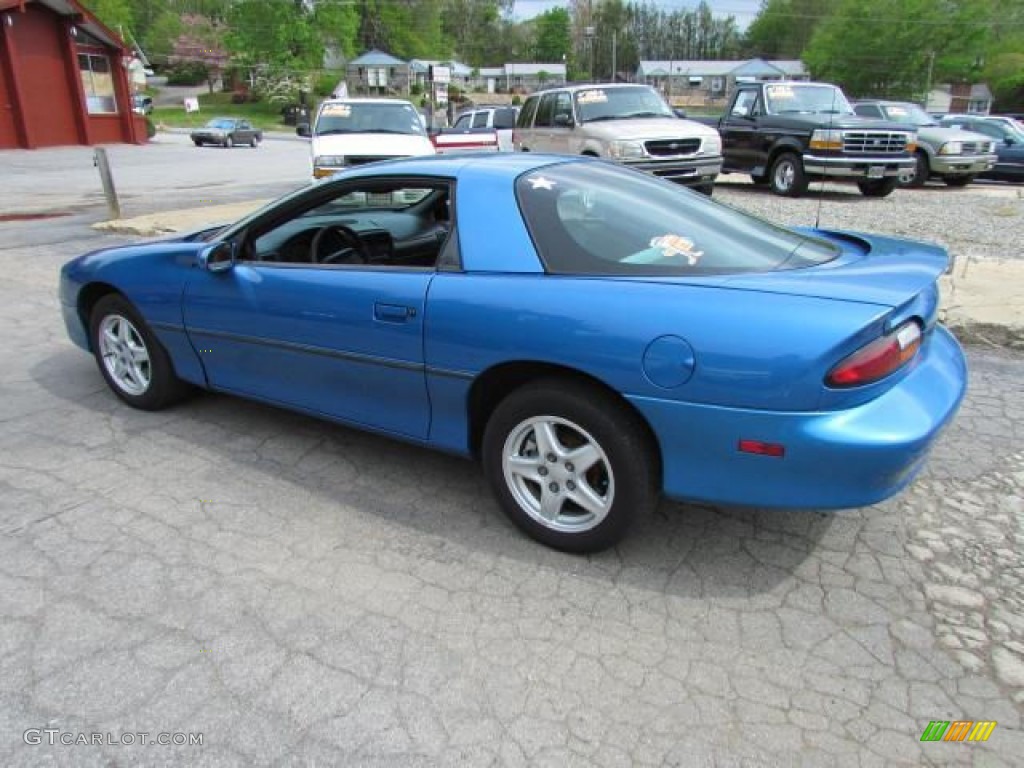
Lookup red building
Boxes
[0,0,145,149]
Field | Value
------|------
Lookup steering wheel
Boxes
[310,224,369,265]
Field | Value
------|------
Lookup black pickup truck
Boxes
[695,82,917,197]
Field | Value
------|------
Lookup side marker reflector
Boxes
[738,440,786,458]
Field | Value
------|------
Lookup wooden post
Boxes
[94,147,120,220]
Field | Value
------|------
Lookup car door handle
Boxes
[374,302,416,322]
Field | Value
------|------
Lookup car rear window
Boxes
[515,163,839,276]
[493,108,518,129]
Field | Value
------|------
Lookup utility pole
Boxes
[611,30,617,83]
[922,50,935,108]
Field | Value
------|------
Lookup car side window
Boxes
[517,97,539,129]
[534,93,557,127]
[471,112,489,129]
[553,92,574,124]
[731,90,758,117]
[243,180,455,270]
[493,108,517,129]
[240,121,252,130]
[453,114,471,130]
[971,122,1003,139]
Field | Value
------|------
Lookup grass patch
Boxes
[153,92,294,131]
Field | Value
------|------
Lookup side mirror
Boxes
[673,108,688,119]
[199,241,235,273]
[296,123,311,138]
[1004,135,1016,146]
[553,113,574,127]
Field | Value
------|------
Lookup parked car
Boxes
[297,98,435,180]
[445,106,519,151]
[190,118,262,148]
[693,81,917,197]
[59,154,966,552]
[132,95,153,115]
[939,114,1024,182]
[514,83,722,195]
[852,100,996,187]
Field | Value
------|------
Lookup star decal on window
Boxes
[528,176,557,190]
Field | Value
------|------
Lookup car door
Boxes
[182,177,451,440]
[237,120,255,143]
[721,89,762,172]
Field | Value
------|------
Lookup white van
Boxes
[298,98,435,180]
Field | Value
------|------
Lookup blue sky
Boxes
[511,0,763,29]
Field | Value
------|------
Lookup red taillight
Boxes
[827,321,922,388]
[738,439,786,457]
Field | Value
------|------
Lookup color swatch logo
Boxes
[920,721,997,742]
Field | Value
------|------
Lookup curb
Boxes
[157,126,307,143]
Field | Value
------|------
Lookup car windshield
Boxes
[315,102,425,136]
[516,163,839,276]
[206,119,236,129]
[881,103,936,126]
[764,84,853,115]
[575,86,674,123]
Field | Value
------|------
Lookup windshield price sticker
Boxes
[577,90,608,104]
[322,104,352,117]
[888,106,907,116]
[766,85,795,100]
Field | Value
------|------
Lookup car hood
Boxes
[916,125,993,146]
[311,133,436,157]
[579,118,719,141]
[760,114,912,133]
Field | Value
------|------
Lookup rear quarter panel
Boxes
[423,274,889,454]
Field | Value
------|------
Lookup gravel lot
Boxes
[0,144,1022,766]
[712,176,1023,267]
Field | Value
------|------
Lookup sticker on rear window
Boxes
[577,90,608,104]
[650,234,703,265]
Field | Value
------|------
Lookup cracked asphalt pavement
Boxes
[1,141,1023,766]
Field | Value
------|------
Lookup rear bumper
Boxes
[803,154,914,178]
[623,155,722,185]
[629,325,967,510]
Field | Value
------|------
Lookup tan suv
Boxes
[513,84,722,194]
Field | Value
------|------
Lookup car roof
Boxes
[320,98,416,106]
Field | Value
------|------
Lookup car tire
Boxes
[943,175,974,187]
[193,139,202,147]
[251,136,260,148]
[224,135,234,148]
[89,294,191,411]
[769,152,808,197]
[482,379,658,553]
[857,178,898,197]
[899,152,929,188]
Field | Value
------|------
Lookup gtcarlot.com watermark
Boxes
[24,729,203,747]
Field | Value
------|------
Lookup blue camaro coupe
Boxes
[60,154,967,552]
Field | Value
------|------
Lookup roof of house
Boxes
[349,49,407,67]
[636,58,808,78]
[505,62,567,77]
[4,0,128,50]
[410,59,474,77]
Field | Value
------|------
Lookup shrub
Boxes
[511,94,522,105]
[145,117,156,139]
[165,61,209,86]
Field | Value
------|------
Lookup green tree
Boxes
[142,10,183,62]
[227,0,322,71]
[744,0,839,59]
[82,0,134,35]
[535,8,570,62]
[803,0,995,100]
